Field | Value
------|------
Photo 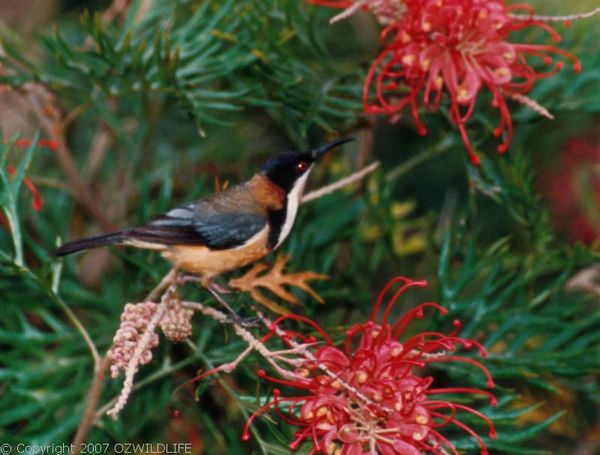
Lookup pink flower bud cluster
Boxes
[107,302,160,378]
[159,304,194,342]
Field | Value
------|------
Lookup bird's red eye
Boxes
[297,161,309,172]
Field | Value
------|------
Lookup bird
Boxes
[55,138,354,291]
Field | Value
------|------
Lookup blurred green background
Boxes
[0,0,598,453]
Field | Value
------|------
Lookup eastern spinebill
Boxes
[55,138,354,287]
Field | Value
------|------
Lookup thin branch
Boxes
[301,161,380,204]
[85,122,114,180]
[48,131,115,231]
[329,0,368,24]
[70,357,110,453]
[146,269,178,301]
[56,295,101,366]
[182,301,293,377]
[509,7,600,23]
[21,84,115,230]
[508,93,554,120]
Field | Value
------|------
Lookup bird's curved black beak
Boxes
[311,137,356,160]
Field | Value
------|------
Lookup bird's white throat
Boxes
[274,168,311,249]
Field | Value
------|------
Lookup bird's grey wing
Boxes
[126,184,267,249]
[191,186,267,249]
[126,202,208,245]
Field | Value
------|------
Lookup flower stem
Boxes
[509,7,600,23]
[70,357,110,454]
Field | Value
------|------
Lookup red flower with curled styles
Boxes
[6,166,42,212]
[311,0,587,164]
[243,277,496,454]
[1,139,57,213]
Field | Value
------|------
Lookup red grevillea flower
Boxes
[13,139,59,151]
[3,138,58,212]
[6,166,43,211]
[311,0,582,165]
[244,277,496,454]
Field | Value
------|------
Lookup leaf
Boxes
[0,133,40,266]
[228,256,328,315]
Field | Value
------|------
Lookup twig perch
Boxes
[302,161,380,204]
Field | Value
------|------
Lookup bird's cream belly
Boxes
[160,228,269,279]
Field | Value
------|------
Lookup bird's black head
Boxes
[261,137,355,193]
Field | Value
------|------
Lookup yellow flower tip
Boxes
[413,430,426,441]
[391,346,403,357]
[457,87,469,102]
[297,367,310,378]
[416,414,429,424]
[402,54,416,66]
[356,371,368,384]
[495,67,509,78]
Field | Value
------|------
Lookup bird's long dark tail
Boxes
[54,231,127,256]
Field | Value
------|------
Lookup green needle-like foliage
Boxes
[0,0,598,453]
